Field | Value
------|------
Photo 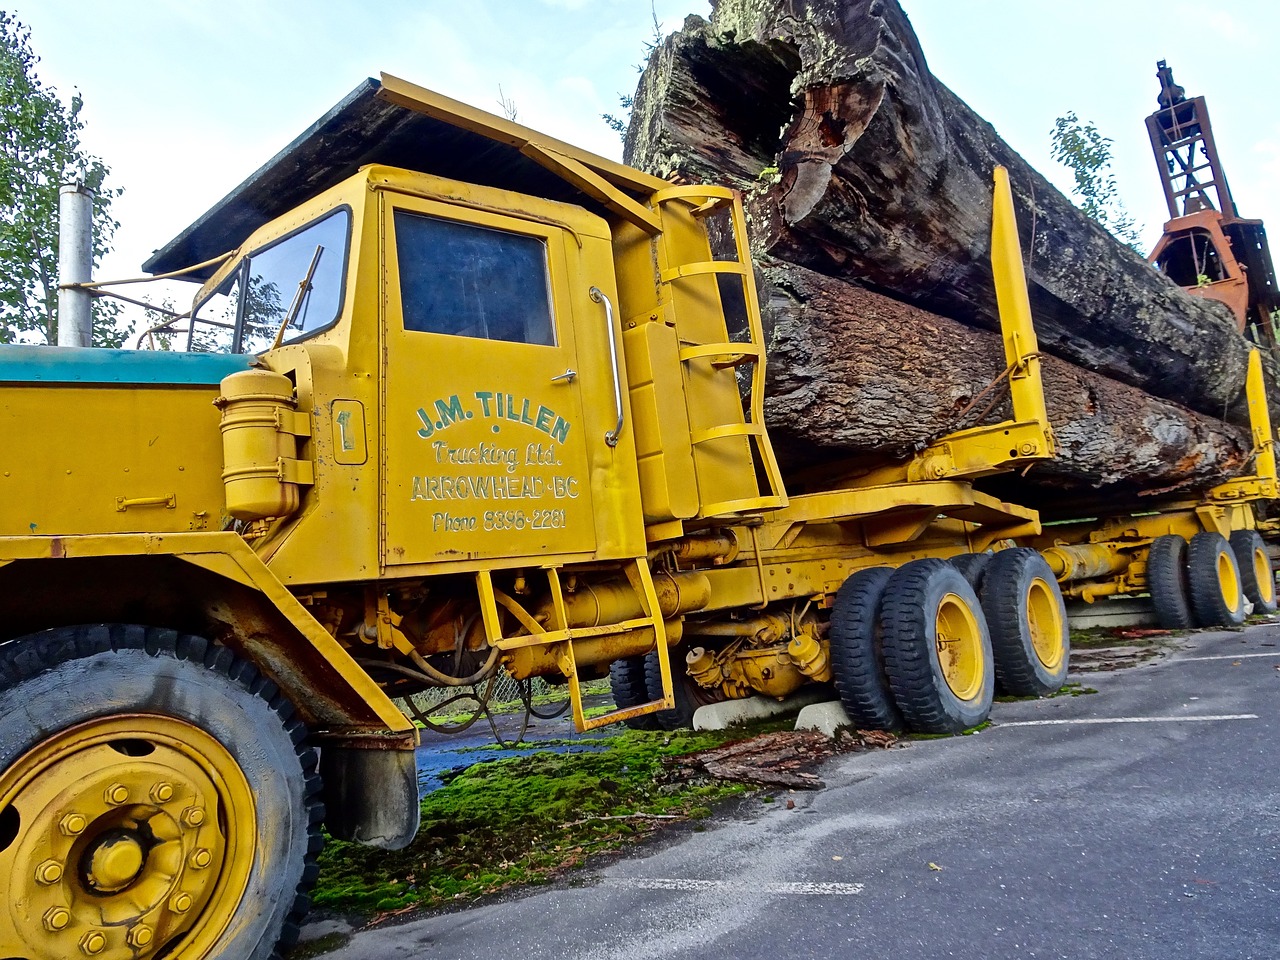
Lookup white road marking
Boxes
[996,714,1258,727]
[1174,652,1280,662]
[602,878,865,895]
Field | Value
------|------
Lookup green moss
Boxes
[310,727,753,918]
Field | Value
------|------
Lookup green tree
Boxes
[0,11,125,346]
[1050,111,1142,250]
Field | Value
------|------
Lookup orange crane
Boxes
[1146,60,1279,345]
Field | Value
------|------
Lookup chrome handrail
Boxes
[589,286,625,447]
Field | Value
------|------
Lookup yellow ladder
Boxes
[652,184,788,517]
[475,558,676,731]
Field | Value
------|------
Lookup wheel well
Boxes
[0,555,393,730]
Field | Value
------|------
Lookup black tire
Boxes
[1147,534,1195,629]
[980,548,1070,696]
[1187,531,1246,627]
[880,559,995,734]
[643,649,721,731]
[949,552,994,593]
[0,625,322,960]
[828,567,903,731]
[1230,529,1277,613]
[609,656,661,730]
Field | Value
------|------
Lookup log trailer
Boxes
[0,75,1071,959]
[1015,346,1278,629]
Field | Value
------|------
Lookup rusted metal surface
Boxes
[1146,60,1280,343]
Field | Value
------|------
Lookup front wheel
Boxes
[880,559,994,734]
[0,625,322,960]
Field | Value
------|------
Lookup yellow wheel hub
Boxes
[1026,577,1066,671]
[86,832,146,893]
[0,714,256,959]
[1217,552,1242,613]
[935,592,985,702]
[1254,548,1274,604]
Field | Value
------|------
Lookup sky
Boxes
[15,0,1280,338]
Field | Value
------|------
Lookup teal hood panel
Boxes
[0,346,255,385]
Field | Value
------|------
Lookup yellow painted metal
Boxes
[0,532,415,736]
[1210,349,1278,502]
[0,715,254,959]
[0,382,228,537]
[936,592,985,702]
[377,172,646,568]
[645,184,786,519]
[1217,550,1244,616]
[375,72,668,197]
[1027,577,1067,670]
[1254,544,1275,604]
[991,166,1053,437]
[216,368,311,521]
[1041,542,1130,583]
[546,570,712,626]
[855,167,1055,490]
[787,631,832,682]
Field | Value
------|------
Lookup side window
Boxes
[395,210,555,346]
[188,271,240,353]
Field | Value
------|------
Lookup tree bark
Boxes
[759,257,1252,499]
[627,0,1260,423]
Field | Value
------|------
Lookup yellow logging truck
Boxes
[1,76,1078,959]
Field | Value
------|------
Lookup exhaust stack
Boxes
[56,181,94,347]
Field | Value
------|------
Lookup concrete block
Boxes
[1066,596,1158,630]
[794,700,854,737]
[692,688,830,731]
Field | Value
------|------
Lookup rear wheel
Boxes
[1147,535,1195,629]
[949,552,994,593]
[828,567,903,731]
[643,650,723,731]
[880,559,994,734]
[980,549,1069,696]
[1187,532,1246,627]
[609,657,661,730]
[0,625,322,960]
[1229,529,1277,614]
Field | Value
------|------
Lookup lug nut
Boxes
[79,931,107,955]
[181,806,206,827]
[36,859,64,885]
[189,848,212,869]
[43,907,71,932]
[59,813,87,836]
[170,891,194,913]
[151,782,175,803]
[103,783,130,806]
[127,924,154,948]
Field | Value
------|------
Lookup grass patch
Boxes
[311,727,754,919]
[995,681,1097,704]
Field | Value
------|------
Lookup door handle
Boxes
[551,369,578,383]
[589,287,625,447]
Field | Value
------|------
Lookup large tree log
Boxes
[759,257,1252,500]
[627,0,1260,423]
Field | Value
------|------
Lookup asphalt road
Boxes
[317,625,1280,960]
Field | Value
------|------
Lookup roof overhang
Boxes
[144,73,666,281]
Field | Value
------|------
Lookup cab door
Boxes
[380,191,599,566]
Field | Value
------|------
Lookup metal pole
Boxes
[57,182,94,347]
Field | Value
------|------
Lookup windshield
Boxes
[188,207,351,354]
